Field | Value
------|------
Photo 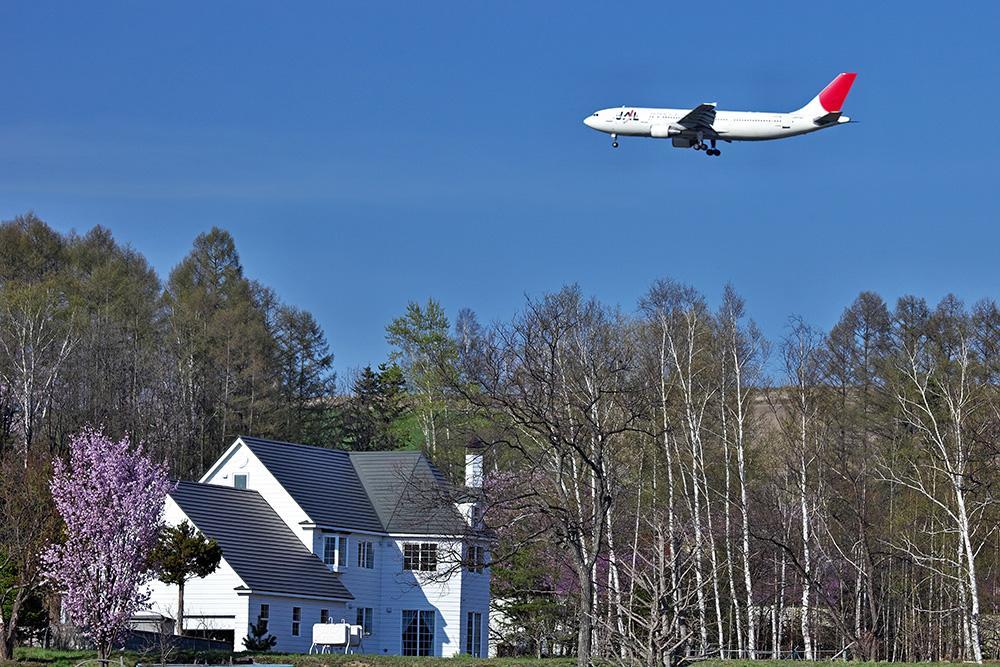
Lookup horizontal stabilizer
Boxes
[813,111,842,125]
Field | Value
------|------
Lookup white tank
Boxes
[310,622,364,654]
[312,622,349,646]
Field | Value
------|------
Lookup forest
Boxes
[1,215,998,665]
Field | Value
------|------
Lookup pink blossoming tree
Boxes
[42,428,174,659]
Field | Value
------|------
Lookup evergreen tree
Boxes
[163,228,277,474]
[150,521,222,635]
[243,619,277,652]
[340,363,407,450]
[273,305,336,444]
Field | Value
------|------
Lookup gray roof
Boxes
[239,436,384,533]
[350,451,468,535]
[238,436,466,535]
[169,481,352,600]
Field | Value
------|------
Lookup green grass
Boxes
[254,655,576,667]
[699,662,971,667]
[8,648,575,667]
[9,651,995,667]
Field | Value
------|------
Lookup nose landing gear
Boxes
[611,133,619,149]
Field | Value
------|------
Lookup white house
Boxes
[145,436,490,657]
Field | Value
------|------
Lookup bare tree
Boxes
[456,286,645,667]
[641,280,719,653]
[717,285,768,659]
[0,453,59,660]
[0,285,76,463]
[775,317,824,660]
[596,514,702,667]
[878,296,996,663]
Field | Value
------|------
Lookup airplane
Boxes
[583,73,857,156]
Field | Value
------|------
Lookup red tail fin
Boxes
[818,73,857,113]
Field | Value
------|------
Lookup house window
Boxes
[320,609,329,624]
[356,607,373,636]
[292,606,301,636]
[466,545,486,574]
[357,541,374,569]
[402,609,434,656]
[323,536,337,567]
[403,543,437,572]
[258,604,269,633]
[466,611,483,657]
[324,535,349,570]
[233,474,247,489]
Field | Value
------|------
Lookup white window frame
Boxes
[356,606,374,636]
[257,603,269,633]
[466,544,486,574]
[338,535,349,570]
[402,542,437,572]
[401,609,435,656]
[323,534,349,571]
[357,540,375,569]
[466,611,483,657]
[233,473,248,489]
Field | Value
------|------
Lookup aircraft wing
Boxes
[676,103,717,130]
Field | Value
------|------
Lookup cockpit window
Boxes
[592,113,599,116]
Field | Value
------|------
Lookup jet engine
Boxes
[651,124,687,139]
[649,124,678,138]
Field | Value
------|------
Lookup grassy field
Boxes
[6,651,992,667]
[7,648,576,667]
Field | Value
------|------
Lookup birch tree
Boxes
[780,318,822,660]
[386,298,456,456]
[455,286,643,667]
[641,280,719,652]
[879,295,996,663]
[0,283,77,463]
[717,285,767,659]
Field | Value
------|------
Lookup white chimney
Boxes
[465,453,483,488]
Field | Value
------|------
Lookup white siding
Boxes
[333,534,384,654]
[244,594,348,654]
[172,440,491,656]
[373,537,467,657]
[288,531,488,657]
[201,439,313,549]
[145,497,247,633]
[459,546,491,657]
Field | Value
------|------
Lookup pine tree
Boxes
[242,619,277,652]
[150,521,222,635]
[273,305,336,444]
[340,363,408,450]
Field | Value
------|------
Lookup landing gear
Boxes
[611,133,619,149]
[697,139,721,156]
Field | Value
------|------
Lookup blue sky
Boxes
[2,2,999,376]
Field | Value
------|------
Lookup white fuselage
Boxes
[584,107,850,142]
